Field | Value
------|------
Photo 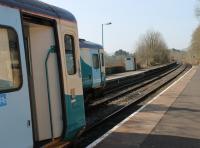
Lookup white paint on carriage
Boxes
[0,5,33,148]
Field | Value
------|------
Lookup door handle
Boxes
[70,88,76,104]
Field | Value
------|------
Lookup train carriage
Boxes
[0,0,85,147]
[79,39,106,99]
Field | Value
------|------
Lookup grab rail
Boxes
[45,45,56,141]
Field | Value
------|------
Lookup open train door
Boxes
[23,21,64,142]
[0,6,33,147]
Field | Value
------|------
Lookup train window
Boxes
[0,27,22,92]
[92,54,100,69]
[101,53,104,66]
[64,34,76,75]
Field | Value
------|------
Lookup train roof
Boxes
[0,0,76,23]
[79,39,103,49]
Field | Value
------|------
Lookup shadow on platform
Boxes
[97,132,200,148]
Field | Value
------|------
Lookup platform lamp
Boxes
[102,22,112,47]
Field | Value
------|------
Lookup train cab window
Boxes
[92,54,100,69]
[0,27,22,92]
[64,35,76,75]
[101,53,104,66]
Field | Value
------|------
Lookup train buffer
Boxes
[88,66,200,148]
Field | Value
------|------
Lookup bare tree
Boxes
[187,1,200,64]
[195,0,200,18]
[170,48,188,63]
[188,25,200,64]
[135,30,169,67]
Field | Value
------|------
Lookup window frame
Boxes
[92,54,100,69]
[0,25,23,93]
[64,34,77,75]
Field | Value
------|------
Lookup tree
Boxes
[195,0,200,18]
[187,1,200,64]
[114,49,130,56]
[170,48,188,63]
[135,30,169,67]
[188,25,200,64]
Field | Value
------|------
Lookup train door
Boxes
[24,21,63,141]
[61,24,85,139]
[91,49,101,88]
[0,6,33,147]
[99,49,106,86]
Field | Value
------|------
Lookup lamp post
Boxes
[102,22,112,47]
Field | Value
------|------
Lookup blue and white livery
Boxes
[79,39,106,99]
[0,0,86,147]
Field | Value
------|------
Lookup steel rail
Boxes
[88,64,181,108]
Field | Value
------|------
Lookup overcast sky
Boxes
[42,0,199,54]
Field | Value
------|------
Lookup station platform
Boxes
[106,70,145,81]
[106,64,171,81]
[89,66,200,148]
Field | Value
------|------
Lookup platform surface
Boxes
[106,64,170,81]
[93,66,200,148]
[106,70,144,81]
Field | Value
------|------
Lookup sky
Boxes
[42,0,199,54]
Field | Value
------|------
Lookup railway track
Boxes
[103,62,177,95]
[88,63,180,108]
[75,64,191,147]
